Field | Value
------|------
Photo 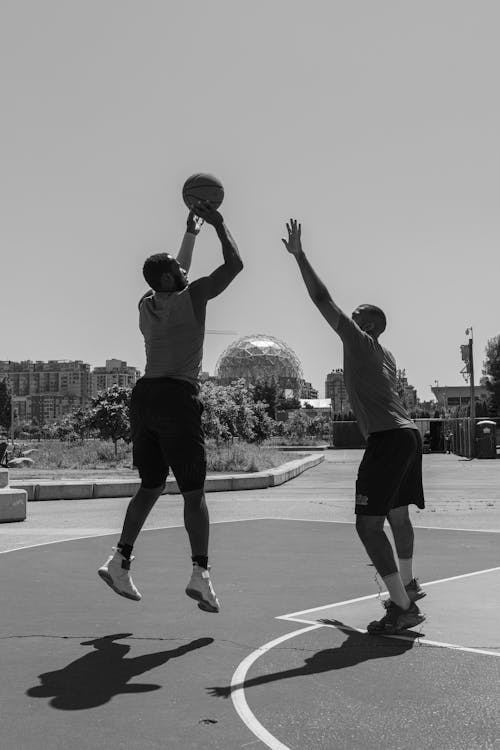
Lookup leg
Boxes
[119,483,165,549]
[182,487,209,559]
[355,515,398,578]
[387,505,414,584]
[356,514,411,610]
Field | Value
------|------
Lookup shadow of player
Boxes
[27,633,213,710]
[207,620,417,698]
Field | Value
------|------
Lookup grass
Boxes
[7,439,299,478]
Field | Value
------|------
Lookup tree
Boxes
[69,406,92,441]
[276,393,301,412]
[86,385,131,455]
[482,335,500,417]
[0,378,11,432]
[200,379,274,444]
[252,380,279,419]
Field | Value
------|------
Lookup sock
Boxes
[192,555,208,570]
[382,572,411,609]
[398,558,413,586]
[117,542,133,560]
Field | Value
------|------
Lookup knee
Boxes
[140,481,165,496]
[356,516,383,542]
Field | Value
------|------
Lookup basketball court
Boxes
[0,454,499,749]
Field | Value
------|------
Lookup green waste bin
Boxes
[475,420,497,459]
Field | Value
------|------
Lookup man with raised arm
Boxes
[282,218,426,635]
[98,203,243,613]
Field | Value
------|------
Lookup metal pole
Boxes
[468,330,475,457]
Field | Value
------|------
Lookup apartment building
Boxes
[91,359,140,398]
[0,360,91,424]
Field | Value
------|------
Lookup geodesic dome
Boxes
[215,334,304,393]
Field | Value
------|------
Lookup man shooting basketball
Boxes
[282,218,425,635]
[98,203,243,613]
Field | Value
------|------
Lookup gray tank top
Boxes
[139,287,204,385]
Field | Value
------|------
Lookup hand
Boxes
[282,218,303,257]
[191,200,224,227]
[206,686,231,698]
[186,209,204,235]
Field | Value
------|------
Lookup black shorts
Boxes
[130,377,206,492]
[355,428,425,516]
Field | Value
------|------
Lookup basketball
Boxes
[182,173,224,211]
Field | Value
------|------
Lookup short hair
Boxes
[142,253,177,291]
[358,304,387,335]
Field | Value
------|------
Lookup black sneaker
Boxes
[367,601,425,635]
[383,578,426,609]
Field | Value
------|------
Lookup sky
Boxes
[2,1,499,401]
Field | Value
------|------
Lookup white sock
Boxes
[382,572,411,609]
[398,558,413,586]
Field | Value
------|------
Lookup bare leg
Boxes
[355,515,398,577]
[183,488,209,558]
[356,515,410,609]
[119,484,165,548]
[387,505,414,584]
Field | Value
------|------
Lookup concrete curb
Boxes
[9,453,325,501]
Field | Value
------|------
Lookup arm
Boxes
[190,201,243,300]
[176,210,203,273]
[282,218,343,331]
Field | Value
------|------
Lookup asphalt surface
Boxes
[0,452,498,749]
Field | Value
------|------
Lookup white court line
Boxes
[0,516,272,555]
[277,566,500,620]
[231,561,500,748]
[231,624,321,750]
[262,515,500,533]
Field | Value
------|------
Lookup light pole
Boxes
[465,327,475,457]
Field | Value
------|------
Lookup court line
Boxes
[277,565,500,620]
[231,623,321,750]
[261,515,500,533]
[231,565,500,748]
[284,619,500,658]
[0,516,273,555]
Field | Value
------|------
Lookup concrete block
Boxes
[35,482,94,501]
[231,472,271,490]
[9,482,36,501]
[0,487,27,522]
[0,468,8,489]
[93,480,141,498]
[204,476,233,492]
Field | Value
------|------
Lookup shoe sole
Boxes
[367,613,426,635]
[98,569,141,601]
[185,587,219,613]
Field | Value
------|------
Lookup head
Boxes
[142,253,188,292]
[352,304,387,338]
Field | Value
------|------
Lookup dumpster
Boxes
[475,420,497,459]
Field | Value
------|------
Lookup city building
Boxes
[91,359,140,398]
[325,369,351,415]
[299,398,332,416]
[431,384,489,415]
[215,334,304,396]
[300,381,319,400]
[0,360,91,424]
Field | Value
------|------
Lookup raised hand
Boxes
[191,200,224,227]
[282,218,303,257]
[206,686,231,698]
[186,209,204,235]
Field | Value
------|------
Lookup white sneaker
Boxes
[98,548,142,601]
[185,563,220,613]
